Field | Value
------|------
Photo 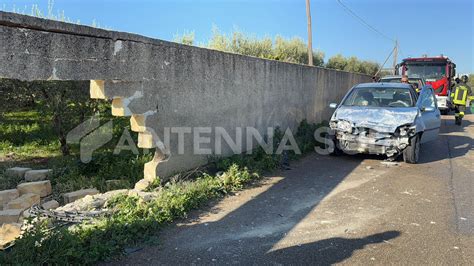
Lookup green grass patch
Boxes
[0,110,59,158]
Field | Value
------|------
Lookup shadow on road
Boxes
[118,153,367,264]
[265,230,401,265]
[418,116,473,164]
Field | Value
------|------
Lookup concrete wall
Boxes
[0,12,371,187]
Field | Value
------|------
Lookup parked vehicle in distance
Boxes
[329,83,441,163]
[379,75,427,93]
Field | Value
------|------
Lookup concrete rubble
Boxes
[17,180,52,197]
[0,223,22,249]
[0,189,20,209]
[24,169,52,182]
[0,209,23,224]
[5,193,40,211]
[42,200,60,210]
[5,167,31,179]
[63,188,100,204]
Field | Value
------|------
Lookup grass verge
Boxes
[0,120,326,264]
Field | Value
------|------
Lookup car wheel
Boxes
[403,135,420,164]
[329,139,343,156]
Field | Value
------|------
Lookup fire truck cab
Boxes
[396,55,456,114]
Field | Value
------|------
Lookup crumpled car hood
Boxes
[332,106,419,133]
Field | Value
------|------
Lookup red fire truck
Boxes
[396,55,456,114]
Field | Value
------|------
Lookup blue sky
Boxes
[1,0,473,73]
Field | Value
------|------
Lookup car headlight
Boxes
[398,125,416,137]
[337,120,353,133]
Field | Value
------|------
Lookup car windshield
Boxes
[342,87,414,108]
[405,63,446,80]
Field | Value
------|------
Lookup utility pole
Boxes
[392,40,398,74]
[306,0,313,66]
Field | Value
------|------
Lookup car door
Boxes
[417,88,441,143]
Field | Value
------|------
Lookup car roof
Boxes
[355,82,413,89]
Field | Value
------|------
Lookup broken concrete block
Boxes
[0,223,22,249]
[63,188,99,204]
[6,193,40,211]
[0,189,20,209]
[0,209,23,224]
[112,97,132,116]
[41,200,59,210]
[17,181,52,197]
[134,179,151,191]
[138,132,155,148]
[130,114,146,132]
[24,169,52,182]
[90,80,105,99]
[5,167,32,179]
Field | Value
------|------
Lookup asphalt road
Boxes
[114,114,473,265]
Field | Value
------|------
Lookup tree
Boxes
[326,54,348,70]
[0,79,101,156]
[181,27,325,66]
[36,81,100,156]
[173,31,195,46]
[273,36,324,66]
[326,54,380,75]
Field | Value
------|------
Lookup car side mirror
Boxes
[329,103,338,109]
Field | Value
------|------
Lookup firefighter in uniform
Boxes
[452,75,472,125]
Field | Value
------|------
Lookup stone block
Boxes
[0,189,20,209]
[134,179,151,191]
[24,169,52,182]
[0,223,22,249]
[63,188,99,204]
[130,114,146,132]
[17,181,52,197]
[138,131,155,148]
[6,193,40,211]
[41,200,59,210]
[0,209,23,224]
[25,169,53,182]
[4,167,31,179]
[90,80,105,99]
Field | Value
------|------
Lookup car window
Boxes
[343,87,414,107]
[418,89,436,109]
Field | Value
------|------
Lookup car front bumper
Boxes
[335,131,410,157]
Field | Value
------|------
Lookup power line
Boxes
[335,0,395,43]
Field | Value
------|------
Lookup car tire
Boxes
[329,139,343,156]
[403,135,420,164]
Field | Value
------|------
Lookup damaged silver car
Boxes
[329,83,440,163]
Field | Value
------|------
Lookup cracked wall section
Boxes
[1,11,371,187]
